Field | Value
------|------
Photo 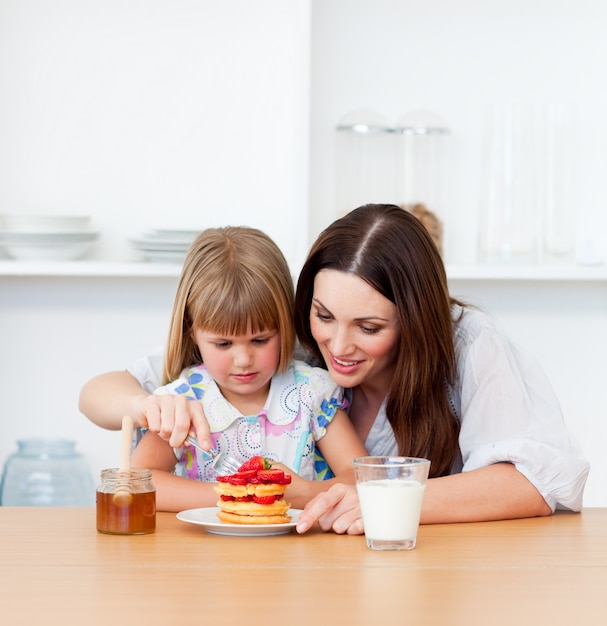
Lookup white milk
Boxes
[356,479,426,540]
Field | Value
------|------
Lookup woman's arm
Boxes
[296,462,551,534]
[131,430,218,512]
[78,370,211,449]
[421,462,551,523]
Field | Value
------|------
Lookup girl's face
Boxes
[310,269,399,392]
[192,324,280,411]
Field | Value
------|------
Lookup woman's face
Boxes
[309,269,399,392]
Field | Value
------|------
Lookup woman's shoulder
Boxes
[451,303,502,343]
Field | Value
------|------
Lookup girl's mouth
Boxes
[232,372,257,383]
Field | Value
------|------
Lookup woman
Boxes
[79,205,589,531]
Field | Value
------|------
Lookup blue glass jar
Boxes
[0,438,95,506]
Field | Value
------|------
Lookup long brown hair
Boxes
[163,226,295,384]
[295,204,460,477]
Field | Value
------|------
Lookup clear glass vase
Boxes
[0,438,95,506]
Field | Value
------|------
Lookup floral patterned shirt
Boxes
[154,360,346,482]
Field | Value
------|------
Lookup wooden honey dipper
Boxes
[113,415,134,507]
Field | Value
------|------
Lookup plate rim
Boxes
[176,506,301,536]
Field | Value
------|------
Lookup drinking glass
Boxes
[353,456,430,551]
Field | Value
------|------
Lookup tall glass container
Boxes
[395,110,451,259]
[539,103,576,262]
[0,438,95,506]
[478,103,538,264]
[335,109,398,217]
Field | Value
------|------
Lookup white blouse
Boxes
[129,304,589,512]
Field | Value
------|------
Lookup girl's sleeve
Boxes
[306,367,348,442]
[127,346,164,392]
[457,325,590,512]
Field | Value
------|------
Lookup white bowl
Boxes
[2,242,93,261]
[0,231,99,261]
[0,214,91,233]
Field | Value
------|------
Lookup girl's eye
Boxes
[252,337,270,345]
[214,341,230,348]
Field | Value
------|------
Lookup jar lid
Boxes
[395,109,450,135]
[336,108,394,134]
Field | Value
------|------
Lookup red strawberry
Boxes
[227,475,247,485]
[237,456,273,472]
[219,495,234,501]
[256,468,285,483]
[253,494,276,505]
[232,470,256,480]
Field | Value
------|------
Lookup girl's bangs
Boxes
[192,287,278,336]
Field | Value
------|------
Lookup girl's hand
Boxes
[295,483,364,535]
[137,394,211,450]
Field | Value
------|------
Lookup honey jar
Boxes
[96,468,156,535]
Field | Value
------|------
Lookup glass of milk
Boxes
[353,456,431,551]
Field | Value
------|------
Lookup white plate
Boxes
[128,238,192,251]
[145,229,201,241]
[136,250,187,264]
[176,507,301,536]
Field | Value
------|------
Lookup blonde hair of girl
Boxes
[162,226,295,384]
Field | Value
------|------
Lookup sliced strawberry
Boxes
[276,474,292,485]
[227,476,247,485]
[231,470,256,480]
[237,456,273,472]
[235,495,253,502]
[256,468,285,483]
[216,475,232,483]
[253,494,276,505]
[219,495,234,501]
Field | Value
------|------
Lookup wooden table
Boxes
[1,507,605,625]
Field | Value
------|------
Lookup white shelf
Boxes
[0,260,182,277]
[0,260,606,281]
[446,263,607,281]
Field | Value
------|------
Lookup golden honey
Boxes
[96,468,156,535]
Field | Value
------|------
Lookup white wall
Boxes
[0,0,311,490]
[0,0,311,270]
[0,276,178,493]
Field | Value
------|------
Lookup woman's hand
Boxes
[139,394,211,450]
[295,483,364,535]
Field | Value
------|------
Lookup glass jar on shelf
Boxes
[335,109,398,218]
[478,103,538,264]
[394,110,451,259]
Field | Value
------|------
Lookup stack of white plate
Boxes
[128,229,201,263]
[0,214,99,261]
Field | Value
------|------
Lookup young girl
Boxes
[131,226,367,512]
